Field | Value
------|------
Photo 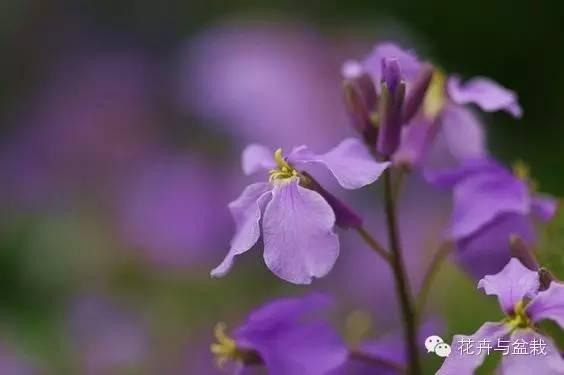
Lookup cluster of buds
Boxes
[343,58,434,157]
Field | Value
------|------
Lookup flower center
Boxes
[210,322,262,368]
[423,70,446,118]
[507,300,532,330]
[269,148,300,182]
[210,322,240,368]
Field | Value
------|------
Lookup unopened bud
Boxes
[343,73,378,145]
[402,63,434,124]
[376,60,406,156]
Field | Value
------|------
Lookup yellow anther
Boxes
[512,160,538,192]
[210,322,239,369]
[507,300,532,330]
[269,148,300,182]
[423,69,446,118]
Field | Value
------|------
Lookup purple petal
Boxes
[262,179,339,284]
[478,258,540,315]
[448,165,530,239]
[437,322,510,374]
[447,75,522,117]
[236,293,333,334]
[393,118,439,168]
[526,282,564,328]
[424,158,499,189]
[531,195,558,222]
[211,183,272,277]
[235,294,347,375]
[501,330,564,374]
[258,322,348,375]
[242,144,276,175]
[456,213,537,280]
[441,105,486,161]
[288,138,389,190]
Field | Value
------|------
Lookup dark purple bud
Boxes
[509,234,539,271]
[301,171,363,229]
[343,74,378,145]
[381,58,401,93]
[402,63,434,124]
[376,79,406,156]
[538,268,557,291]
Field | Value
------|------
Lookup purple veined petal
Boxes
[526,282,564,328]
[242,144,276,175]
[531,194,558,222]
[477,258,540,315]
[262,178,339,284]
[437,322,510,374]
[447,75,522,117]
[448,167,530,239]
[288,138,390,190]
[211,183,272,277]
[441,104,487,161]
[500,330,564,374]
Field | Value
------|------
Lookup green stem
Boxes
[383,168,421,375]
[355,227,392,263]
[415,242,453,323]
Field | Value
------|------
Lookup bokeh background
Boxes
[1,1,563,373]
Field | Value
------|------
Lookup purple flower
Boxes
[0,343,35,375]
[113,154,231,269]
[438,258,564,374]
[211,138,389,284]
[427,158,557,278]
[211,294,348,375]
[178,24,351,150]
[344,41,521,169]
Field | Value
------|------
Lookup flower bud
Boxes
[342,73,378,145]
[377,58,405,156]
[402,63,434,124]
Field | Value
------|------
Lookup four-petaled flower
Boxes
[426,158,557,279]
[438,258,564,374]
[211,294,348,375]
[211,138,389,284]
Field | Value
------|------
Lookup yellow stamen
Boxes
[423,69,446,118]
[210,322,239,369]
[507,300,532,330]
[269,148,300,182]
[512,160,538,192]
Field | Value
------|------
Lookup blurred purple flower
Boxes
[427,158,556,279]
[113,154,231,269]
[438,259,564,374]
[211,139,388,284]
[68,295,149,375]
[177,24,352,149]
[211,293,347,375]
[0,49,159,209]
